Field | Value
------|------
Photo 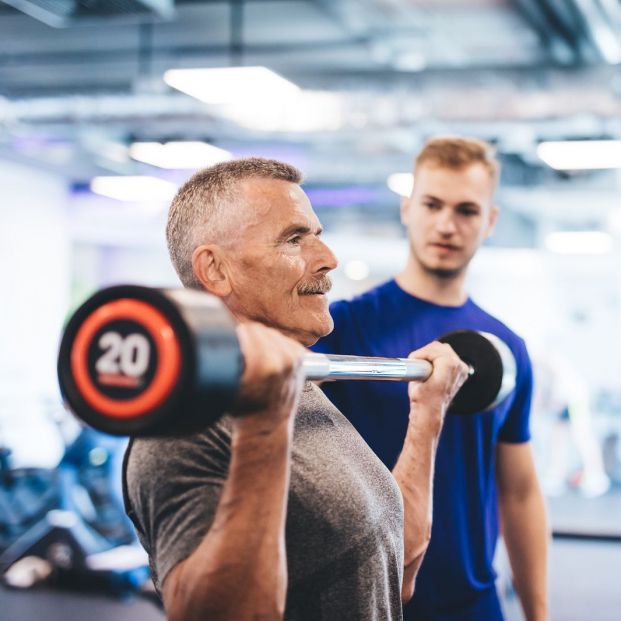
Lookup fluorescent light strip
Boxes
[387,173,413,197]
[537,140,621,170]
[545,231,613,255]
[90,176,178,203]
[163,66,300,104]
[214,90,343,132]
[130,141,232,170]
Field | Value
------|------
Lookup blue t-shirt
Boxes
[312,279,533,621]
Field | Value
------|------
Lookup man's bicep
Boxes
[151,478,224,590]
[126,433,230,592]
[162,555,187,612]
[496,441,538,498]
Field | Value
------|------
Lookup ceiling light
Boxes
[129,141,232,169]
[394,52,427,72]
[90,176,178,203]
[344,260,370,281]
[163,66,299,104]
[537,140,621,170]
[545,231,613,255]
[387,173,413,197]
[210,90,343,132]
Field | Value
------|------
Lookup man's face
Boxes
[223,178,337,346]
[401,163,498,278]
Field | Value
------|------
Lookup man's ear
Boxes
[192,244,232,297]
[399,196,410,226]
[484,204,499,239]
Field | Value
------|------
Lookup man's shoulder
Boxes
[466,299,522,338]
[464,299,529,363]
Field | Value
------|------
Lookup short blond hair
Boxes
[415,136,500,186]
[166,157,303,290]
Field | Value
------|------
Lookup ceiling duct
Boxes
[0,0,175,27]
[569,0,621,65]
[513,0,621,65]
[512,0,586,64]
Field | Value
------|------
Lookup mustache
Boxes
[297,274,332,295]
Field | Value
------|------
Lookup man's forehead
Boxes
[237,177,319,229]
[239,176,302,205]
[414,162,493,183]
[414,163,494,200]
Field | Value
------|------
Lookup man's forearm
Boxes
[165,415,293,621]
[499,487,549,621]
[392,409,441,601]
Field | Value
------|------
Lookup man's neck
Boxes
[396,255,468,307]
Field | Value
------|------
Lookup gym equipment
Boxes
[0,447,60,555]
[0,429,149,596]
[58,285,517,436]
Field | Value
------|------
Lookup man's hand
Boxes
[407,341,470,429]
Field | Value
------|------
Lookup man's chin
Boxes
[304,316,334,347]
[421,257,468,279]
[430,266,464,279]
[323,316,334,337]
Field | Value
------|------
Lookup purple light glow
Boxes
[306,186,382,207]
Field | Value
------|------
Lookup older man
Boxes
[123,158,468,621]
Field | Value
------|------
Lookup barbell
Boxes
[57,285,517,436]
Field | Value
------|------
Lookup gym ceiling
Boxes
[1,0,620,243]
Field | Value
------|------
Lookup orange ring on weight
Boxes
[70,298,181,419]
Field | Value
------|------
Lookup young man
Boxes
[123,158,469,621]
[314,138,549,621]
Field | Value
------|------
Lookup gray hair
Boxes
[166,157,303,289]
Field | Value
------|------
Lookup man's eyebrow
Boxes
[276,224,322,240]
[422,195,481,210]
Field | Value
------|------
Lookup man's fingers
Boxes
[409,342,469,382]
[407,340,456,363]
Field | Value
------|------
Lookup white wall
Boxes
[0,160,70,466]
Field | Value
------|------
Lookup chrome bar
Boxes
[303,353,433,381]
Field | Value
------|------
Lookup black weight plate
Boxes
[58,285,193,436]
[58,285,243,437]
[438,330,504,415]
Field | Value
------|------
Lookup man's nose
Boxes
[435,208,457,235]
[313,237,338,273]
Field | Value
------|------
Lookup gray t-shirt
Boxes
[124,382,404,621]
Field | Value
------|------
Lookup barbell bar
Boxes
[57,285,517,436]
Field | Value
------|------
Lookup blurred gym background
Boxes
[1,1,620,619]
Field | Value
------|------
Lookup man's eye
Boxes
[288,236,302,245]
[423,201,440,210]
[458,208,479,217]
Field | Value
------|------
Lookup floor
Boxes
[2,491,620,620]
[502,539,621,621]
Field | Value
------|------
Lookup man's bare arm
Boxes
[497,442,549,621]
[162,323,305,621]
[392,342,469,602]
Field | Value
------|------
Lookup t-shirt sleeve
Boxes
[124,421,231,592]
[498,338,533,443]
